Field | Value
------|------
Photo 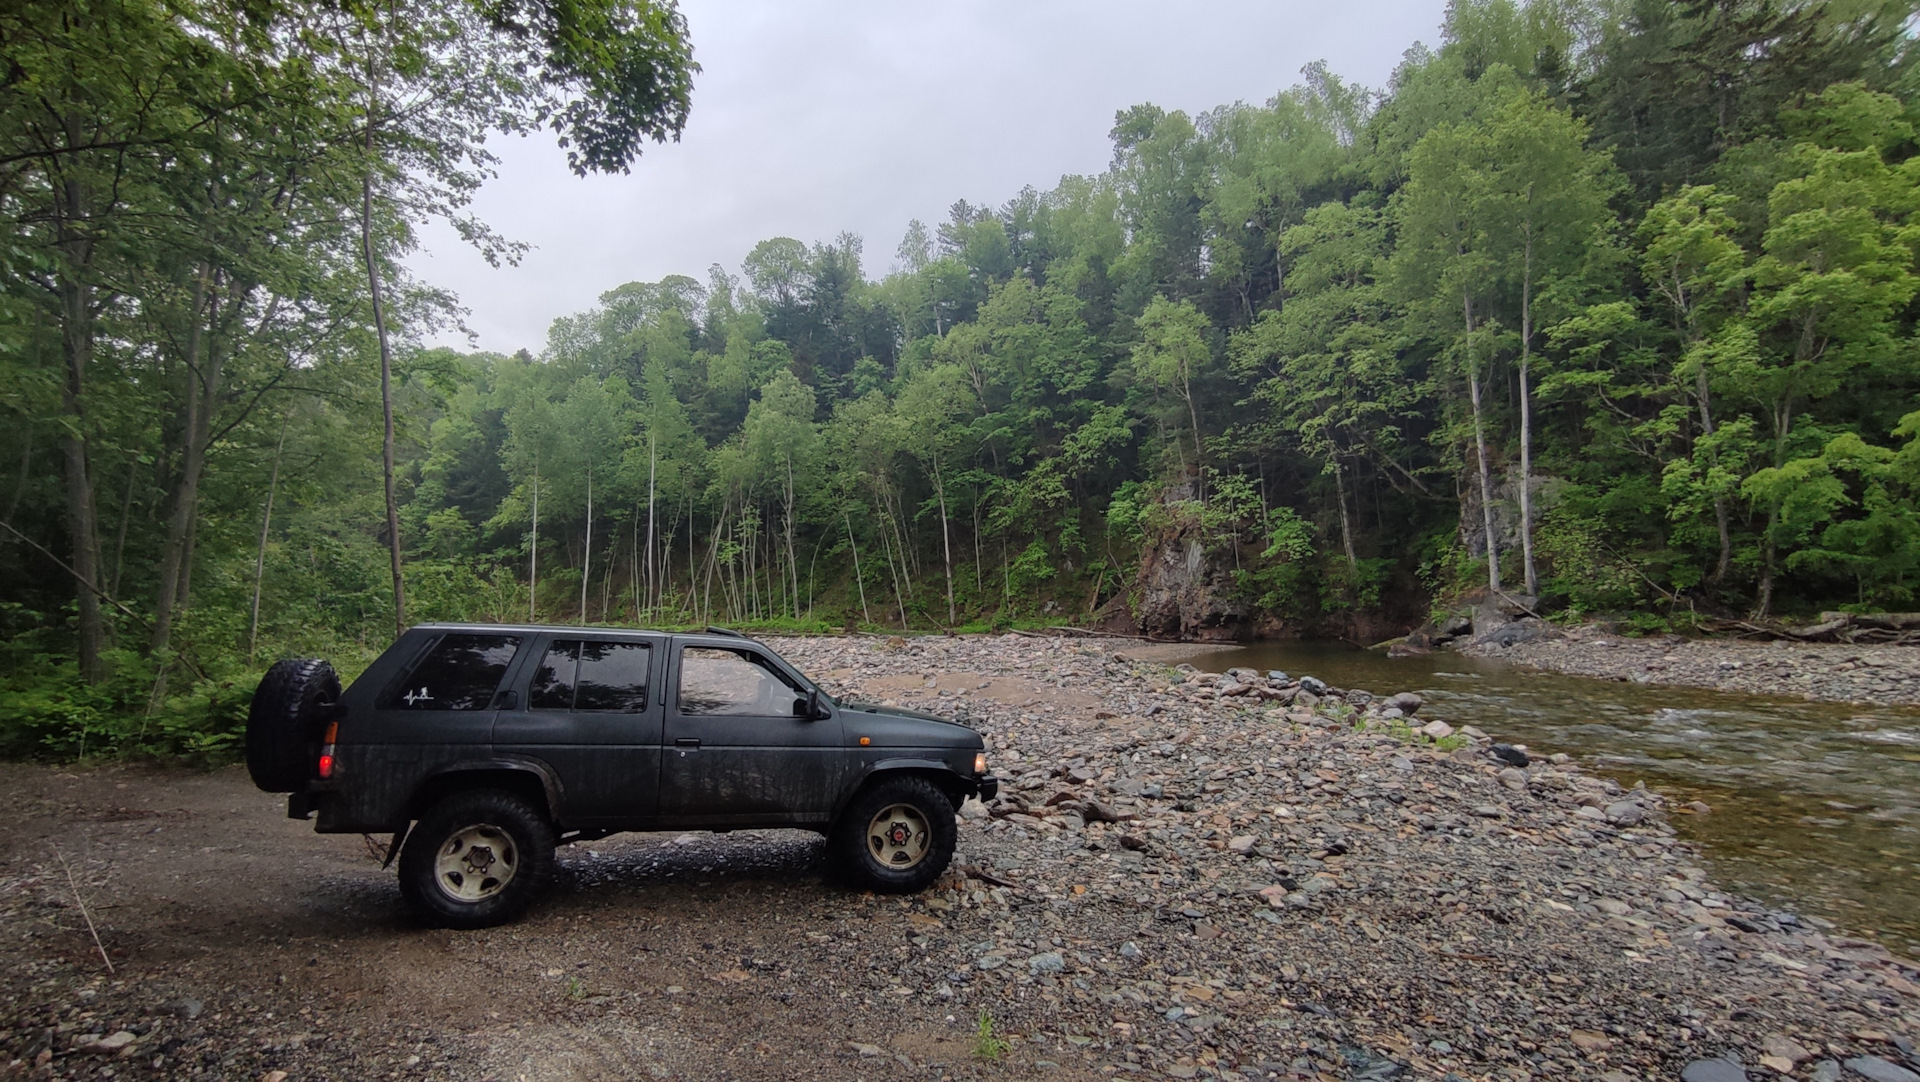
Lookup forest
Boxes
[6,0,1920,759]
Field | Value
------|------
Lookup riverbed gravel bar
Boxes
[2,633,1917,1081]
[1465,624,1920,708]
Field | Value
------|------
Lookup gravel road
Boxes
[2,633,1917,1082]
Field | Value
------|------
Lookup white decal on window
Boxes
[403,687,430,706]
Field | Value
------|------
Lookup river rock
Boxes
[1762,1034,1813,1064]
[1298,675,1328,695]
[1681,1058,1751,1082]
[1490,743,1530,767]
[1266,670,1289,684]
[1027,952,1065,975]
[1420,719,1454,739]
[1384,691,1422,714]
[1846,1057,1920,1082]
[1606,800,1646,826]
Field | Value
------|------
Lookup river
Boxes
[1158,640,1920,955]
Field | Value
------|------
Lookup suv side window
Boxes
[678,647,797,716]
[530,640,651,712]
[382,634,522,710]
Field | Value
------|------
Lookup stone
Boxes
[1227,834,1258,854]
[1346,689,1373,706]
[1266,670,1289,684]
[1761,1034,1813,1064]
[1846,1057,1920,1082]
[1593,898,1631,916]
[850,1042,884,1056]
[1571,1031,1613,1052]
[1298,675,1328,695]
[1498,766,1529,790]
[1490,743,1531,767]
[1119,942,1142,960]
[1681,1058,1751,1082]
[1687,800,1714,815]
[173,999,204,1020]
[1027,952,1066,975]
[1812,1063,1842,1082]
[1576,805,1607,821]
[1294,691,1320,710]
[1420,720,1455,739]
[1472,805,1504,818]
[91,1032,137,1052]
[1217,681,1252,697]
[1385,691,1422,715]
[1758,1056,1794,1075]
[1605,800,1646,826]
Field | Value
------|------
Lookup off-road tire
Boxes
[398,790,555,929]
[245,658,339,793]
[830,776,957,894]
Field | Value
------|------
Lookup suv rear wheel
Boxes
[398,790,555,928]
[831,776,957,893]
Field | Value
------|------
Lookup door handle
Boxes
[675,737,700,748]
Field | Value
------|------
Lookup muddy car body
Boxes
[249,624,997,926]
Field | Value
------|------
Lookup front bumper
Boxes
[974,773,1000,801]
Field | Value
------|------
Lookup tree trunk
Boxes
[932,455,955,626]
[845,509,871,625]
[529,461,539,620]
[363,164,404,640]
[1464,294,1501,592]
[1695,367,1732,584]
[152,266,216,660]
[1333,455,1359,582]
[645,429,657,619]
[1182,366,1204,503]
[248,417,288,664]
[1517,228,1538,598]
[581,461,593,622]
[56,157,105,682]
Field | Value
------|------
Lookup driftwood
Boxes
[1701,611,1920,645]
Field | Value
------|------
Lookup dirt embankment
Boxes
[1,633,1916,1082]
[1463,624,1920,707]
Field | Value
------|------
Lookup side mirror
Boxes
[491,689,518,710]
[794,689,828,720]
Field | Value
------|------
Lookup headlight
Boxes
[973,752,987,775]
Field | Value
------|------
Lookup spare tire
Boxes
[246,658,340,793]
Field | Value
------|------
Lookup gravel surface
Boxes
[2,632,1917,1082]
[1463,625,1920,707]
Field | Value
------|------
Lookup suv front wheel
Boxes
[398,790,556,928]
[831,776,957,893]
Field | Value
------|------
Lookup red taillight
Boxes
[318,721,339,779]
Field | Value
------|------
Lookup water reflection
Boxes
[1159,641,1920,954]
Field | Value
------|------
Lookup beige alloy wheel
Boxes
[866,802,932,870]
[432,823,519,903]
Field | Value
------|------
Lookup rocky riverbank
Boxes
[1459,623,1920,707]
[1,632,1916,1082]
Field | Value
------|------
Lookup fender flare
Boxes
[414,756,567,822]
[835,757,974,820]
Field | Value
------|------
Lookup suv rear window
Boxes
[529,640,651,713]
[382,634,522,710]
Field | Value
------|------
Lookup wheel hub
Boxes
[866,803,931,870]
[433,824,518,903]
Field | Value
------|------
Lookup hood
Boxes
[837,700,981,748]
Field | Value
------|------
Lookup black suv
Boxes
[246,624,998,928]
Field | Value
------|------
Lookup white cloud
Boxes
[410,0,1449,354]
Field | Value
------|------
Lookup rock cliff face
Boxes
[1131,520,1251,641]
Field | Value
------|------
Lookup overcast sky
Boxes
[411,0,1451,355]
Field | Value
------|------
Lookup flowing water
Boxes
[1159,641,1920,954]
